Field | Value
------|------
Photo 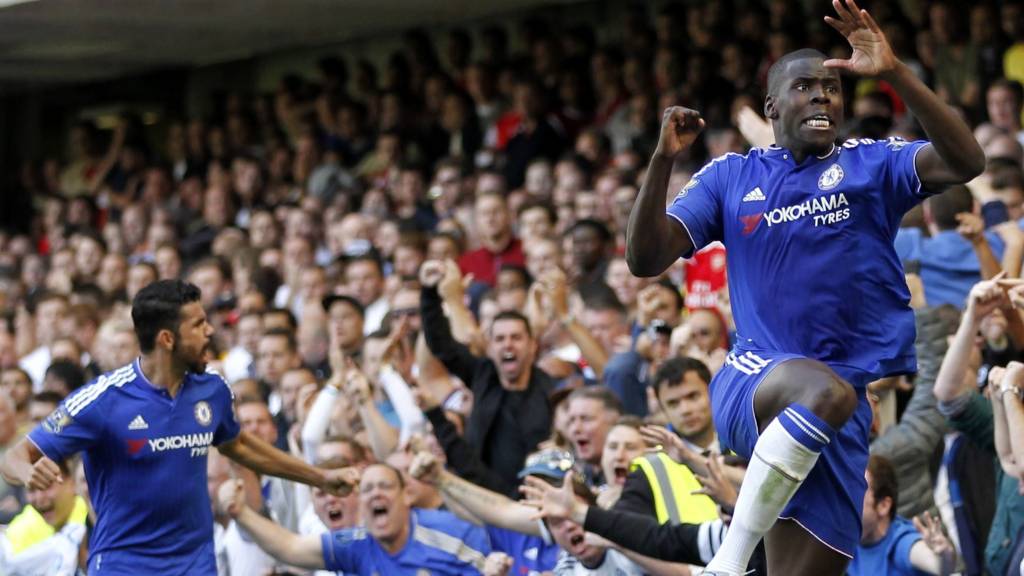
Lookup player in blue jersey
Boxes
[625,1,984,575]
[0,280,357,576]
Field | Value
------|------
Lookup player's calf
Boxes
[706,361,849,575]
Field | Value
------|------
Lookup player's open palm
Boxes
[823,0,896,77]
[656,106,704,159]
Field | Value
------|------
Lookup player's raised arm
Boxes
[626,106,703,277]
[824,0,984,185]
[0,438,62,490]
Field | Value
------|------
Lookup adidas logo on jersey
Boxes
[742,187,766,202]
[128,415,149,430]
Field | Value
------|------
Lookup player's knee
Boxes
[803,374,857,429]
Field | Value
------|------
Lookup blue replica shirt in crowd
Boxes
[27,359,241,575]
[486,524,560,575]
[667,138,929,382]
[847,517,929,576]
[321,508,491,575]
[894,227,1005,309]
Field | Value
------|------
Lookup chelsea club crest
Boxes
[818,164,844,191]
[194,401,212,426]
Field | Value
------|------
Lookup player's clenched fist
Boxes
[655,106,705,159]
[217,479,246,518]
[24,456,62,491]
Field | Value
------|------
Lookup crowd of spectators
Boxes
[1,0,1024,574]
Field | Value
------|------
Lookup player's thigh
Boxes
[752,357,856,431]
[764,519,850,576]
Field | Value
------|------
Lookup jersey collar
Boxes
[765,143,837,161]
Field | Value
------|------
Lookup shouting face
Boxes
[766,56,844,156]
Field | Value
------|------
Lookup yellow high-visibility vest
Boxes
[630,452,719,525]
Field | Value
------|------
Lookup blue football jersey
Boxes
[667,139,929,381]
[28,359,241,575]
[321,508,491,575]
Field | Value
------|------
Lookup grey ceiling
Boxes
[0,0,568,86]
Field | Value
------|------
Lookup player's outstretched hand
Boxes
[823,0,897,77]
[655,106,705,159]
[25,456,62,491]
[321,466,360,497]
[218,479,246,518]
[408,451,441,485]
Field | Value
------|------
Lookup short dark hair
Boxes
[581,283,627,316]
[322,434,369,465]
[517,199,557,223]
[131,280,202,353]
[568,218,613,243]
[32,390,65,406]
[615,414,644,430]
[44,359,86,395]
[653,357,711,397]
[990,78,1024,110]
[322,294,365,318]
[344,251,384,277]
[261,327,297,353]
[490,310,533,338]
[925,185,974,230]
[767,48,829,96]
[567,385,623,415]
[263,307,298,332]
[867,455,899,521]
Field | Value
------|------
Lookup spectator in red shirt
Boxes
[458,192,524,287]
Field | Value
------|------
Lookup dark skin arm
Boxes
[625,107,704,277]
[824,0,984,184]
[218,430,356,496]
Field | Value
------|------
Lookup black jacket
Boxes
[421,286,554,495]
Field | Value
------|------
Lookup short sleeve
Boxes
[27,394,103,462]
[891,525,923,573]
[211,375,241,446]
[320,529,362,572]
[880,138,930,201]
[666,157,728,258]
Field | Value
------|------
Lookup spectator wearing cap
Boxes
[406,448,576,576]
[322,294,365,365]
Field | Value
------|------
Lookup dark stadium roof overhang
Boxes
[0,0,578,87]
